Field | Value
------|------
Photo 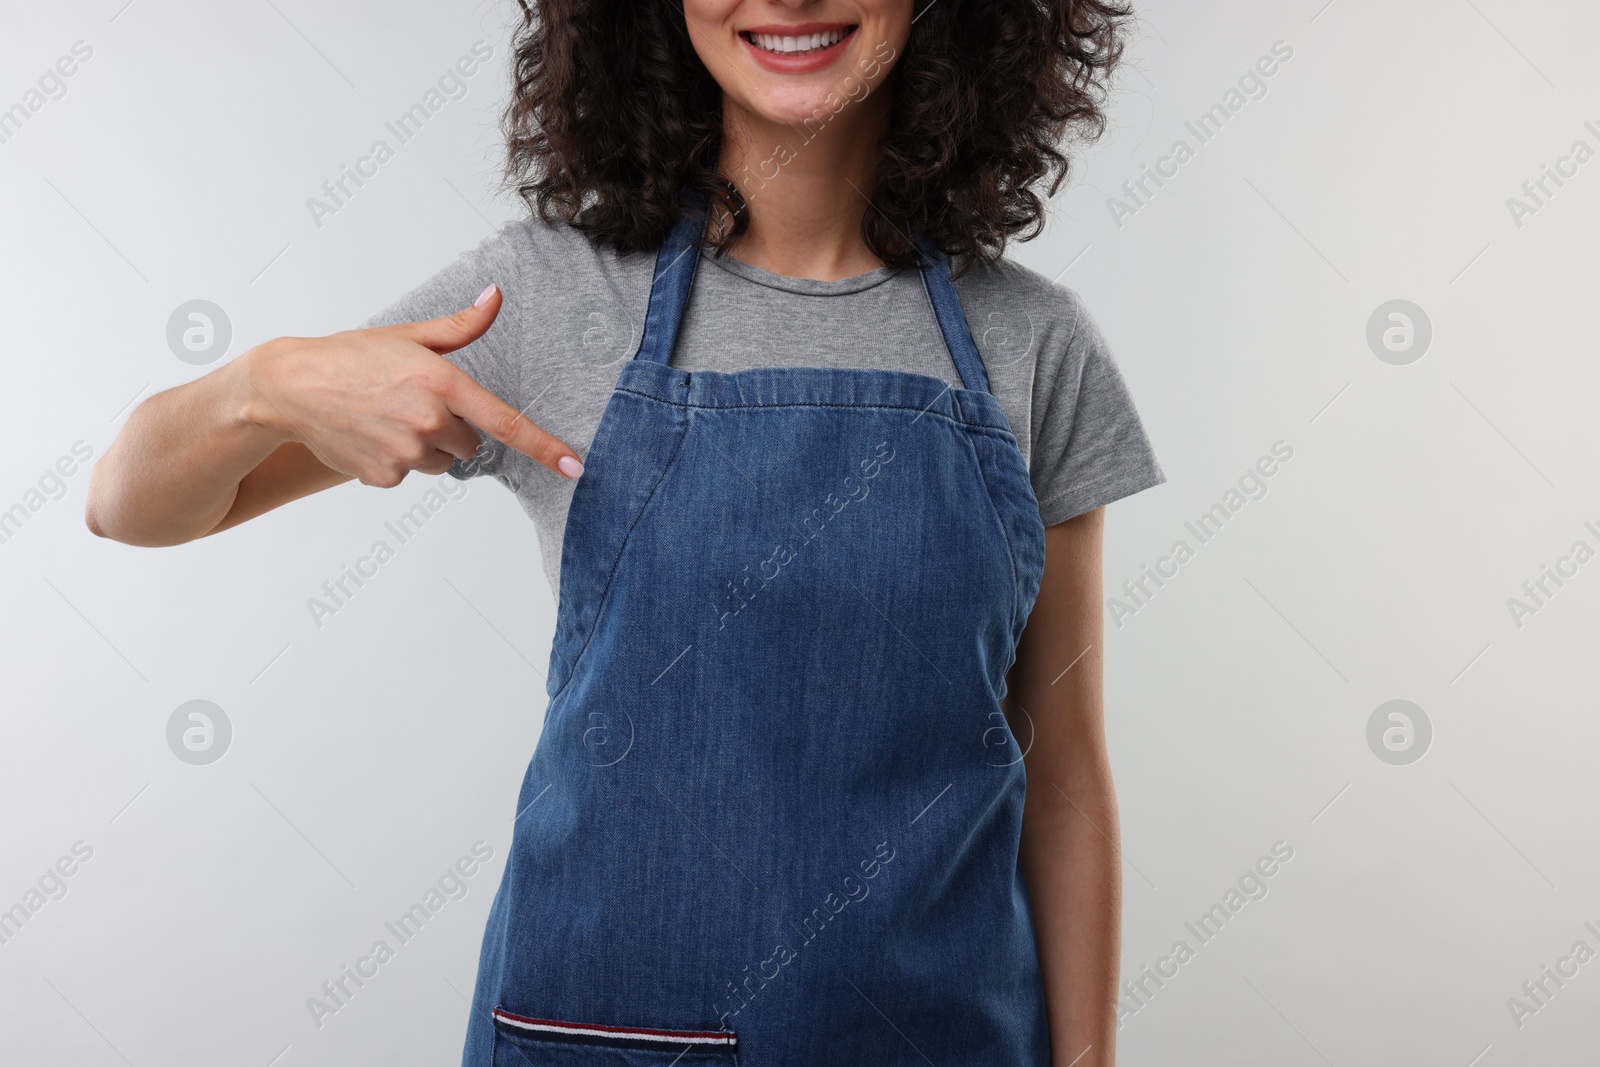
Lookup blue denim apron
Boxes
[463,196,1050,1066]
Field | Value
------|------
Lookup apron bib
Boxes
[463,195,1050,1067]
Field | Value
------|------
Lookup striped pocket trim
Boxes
[491,1008,739,1051]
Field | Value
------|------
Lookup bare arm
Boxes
[85,287,581,546]
[1006,507,1121,1067]
[83,355,347,545]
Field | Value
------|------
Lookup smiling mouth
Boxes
[740,26,857,56]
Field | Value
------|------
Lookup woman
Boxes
[87,1,1162,1063]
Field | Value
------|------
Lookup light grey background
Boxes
[3,1,1597,1064]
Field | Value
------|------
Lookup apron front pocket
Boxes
[490,1007,738,1066]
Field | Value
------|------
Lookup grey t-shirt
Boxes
[363,217,1165,600]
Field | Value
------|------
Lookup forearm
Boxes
[86,348,288,546]
[1020,757,1122,1067]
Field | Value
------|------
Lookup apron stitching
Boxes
[613,386,1001,427]
[548,407,693,706]
[956,433,1024,637]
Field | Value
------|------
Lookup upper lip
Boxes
[740,22,856,36]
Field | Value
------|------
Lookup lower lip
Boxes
[739,28,856,74]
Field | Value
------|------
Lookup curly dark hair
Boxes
[503,0,1135,276]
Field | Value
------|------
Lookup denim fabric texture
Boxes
[463,193,1051,1066]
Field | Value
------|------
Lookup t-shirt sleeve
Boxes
[359,222,526,481]
[1030,289,1166,526]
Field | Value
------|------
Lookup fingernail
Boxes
[558,455,584,479]
[474,284,497,307]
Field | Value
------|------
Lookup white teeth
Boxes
[749,28,848,55]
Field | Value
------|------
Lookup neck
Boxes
[714,91,891,282]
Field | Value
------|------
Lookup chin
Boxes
[744,82,862,127]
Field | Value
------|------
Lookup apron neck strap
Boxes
[632,188,993,396]
[911,231,992,395]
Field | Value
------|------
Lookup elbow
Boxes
[83,477,212,548]
[83,480,122,542]
[82,494,187,548]
[82,467,145,545]
[82,467,110,540]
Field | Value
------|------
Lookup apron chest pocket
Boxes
[491,1008,739,1066]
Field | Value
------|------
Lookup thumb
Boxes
[389,283,503,354]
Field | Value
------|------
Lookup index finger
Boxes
[440,365,583,479]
